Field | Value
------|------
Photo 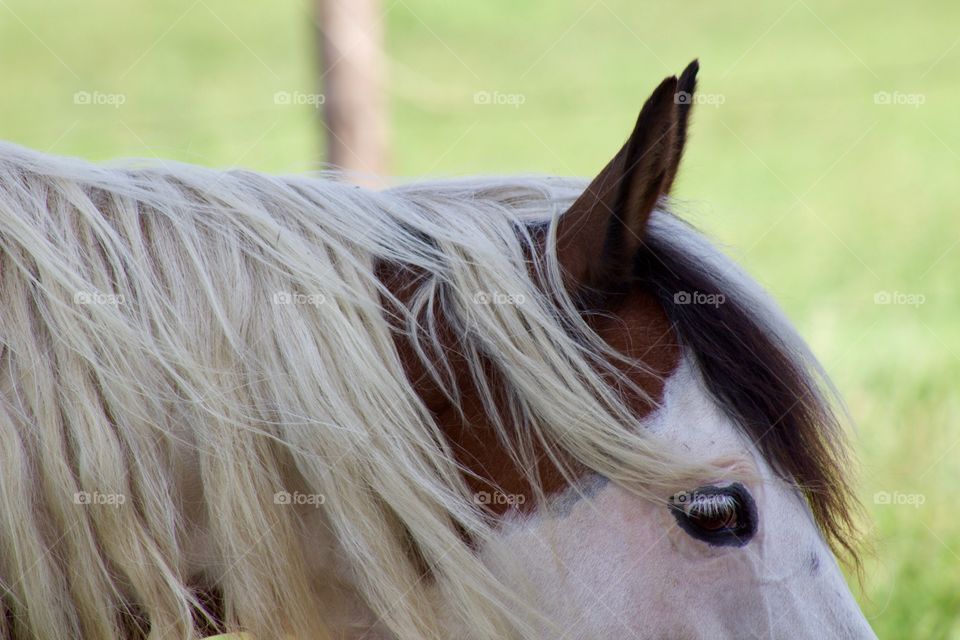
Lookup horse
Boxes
[0,60,875,639]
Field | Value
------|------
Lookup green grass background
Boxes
[1,0,957,636]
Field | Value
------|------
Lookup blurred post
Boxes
[315,0,387,181]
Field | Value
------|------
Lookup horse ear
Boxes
[555,60,698,296]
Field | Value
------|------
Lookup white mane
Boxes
[0,144,722,639]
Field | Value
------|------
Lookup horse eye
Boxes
[669,483,758,547]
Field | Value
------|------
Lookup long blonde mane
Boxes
[0,144,718,639]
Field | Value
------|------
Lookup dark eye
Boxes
[669,483,758,547]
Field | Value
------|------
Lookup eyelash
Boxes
[681,493,738,520]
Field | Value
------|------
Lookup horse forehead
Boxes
[644,357,748,449]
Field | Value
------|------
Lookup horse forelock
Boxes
[637,213,862,568]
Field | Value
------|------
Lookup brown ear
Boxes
[556,60,698,296]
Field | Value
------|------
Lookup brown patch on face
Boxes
[379,261,681,518]
[590,287,682,410]
[449,288,681,516]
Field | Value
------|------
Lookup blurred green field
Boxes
[1,1,957,636]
